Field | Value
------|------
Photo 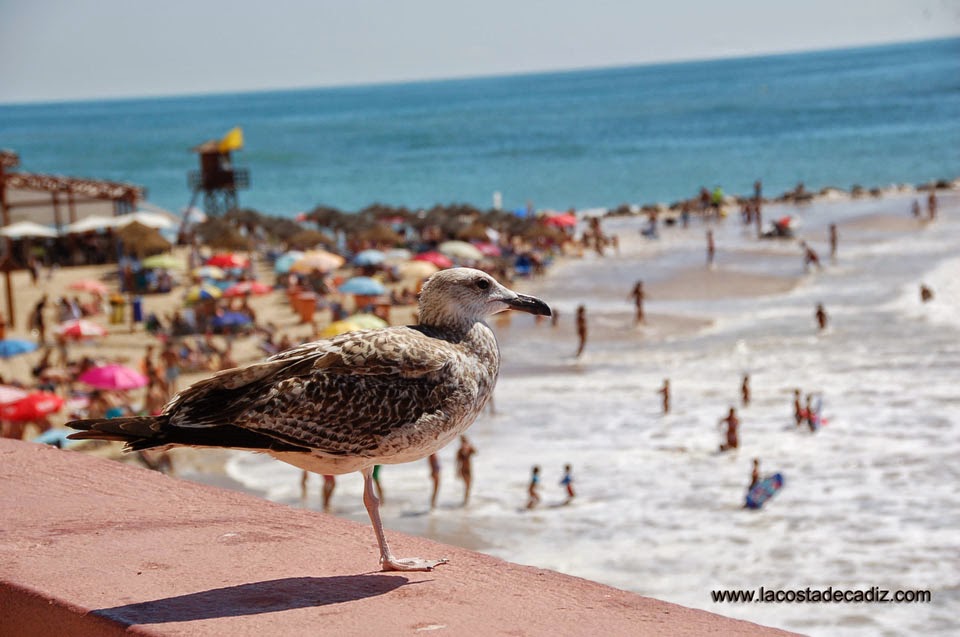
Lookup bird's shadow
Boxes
[93,574,411,625]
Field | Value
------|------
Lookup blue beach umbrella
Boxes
[274,251,304,274]
[0,338,38,358]
[353,249,386,267]
[339,276,386,296]
[211,312,252,328]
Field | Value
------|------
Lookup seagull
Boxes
[68,267,551,571]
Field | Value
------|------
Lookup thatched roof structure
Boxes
[355,224,403,245]
[195,218,250,251]
[116,221,171,257]
[286,229,335,250]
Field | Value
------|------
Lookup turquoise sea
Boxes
[1,37,958,216]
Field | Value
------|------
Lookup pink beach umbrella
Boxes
[412,251,454,269]
[55,319,108,340]
[78,364,148,390]
[472,242,502,257]
[68,279,109,295]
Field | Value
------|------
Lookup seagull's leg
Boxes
[361,466,448,572]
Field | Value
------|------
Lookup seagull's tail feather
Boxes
[67,416,312,453]
[67,416,171,451]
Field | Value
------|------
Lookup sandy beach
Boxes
[2,187,958,636]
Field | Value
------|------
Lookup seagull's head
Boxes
[418,267,551,327]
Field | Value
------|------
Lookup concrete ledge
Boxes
[0,439,797,636]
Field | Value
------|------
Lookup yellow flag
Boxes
[218,127,243,152]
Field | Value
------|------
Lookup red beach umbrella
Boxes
[55,319,108,339]
[545,213,578,228]
[412,251,454,269]
[0,392,64,422]
[223,281,273,297]
[207,253,250,268]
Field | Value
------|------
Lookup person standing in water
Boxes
[629,281,645,324]
[455,435,476,506]
[829,224,838,261]
[749,458,761,490]
[560,464,575,503]
[741,374,751,407]
[815,303,828,331]
[428,453,441,510]
[706,230,716,268]
[793,388,804,427]
[575,304,587,358]
[526,465,541,509]
[659,379,671,414]
[719,407,740,452]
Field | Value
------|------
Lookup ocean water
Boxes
[221,192,960,636]
[1,38,958,215]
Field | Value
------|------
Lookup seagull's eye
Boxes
[476,278,490,290]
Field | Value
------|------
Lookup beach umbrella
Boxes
[545,213,578,228]
[68,279,109,295]
[32,427,82,448]
[78,364,148,390]
[356,224,403,245]
[223,281,272,297]
[286,229,335,250]
[193,265,227,280]
[64,216,116,235]
[456,222,493,242]
[383,248,413,264]
[115,211,177,230]
[396,260,438,280]
[338,276,386,296]
[211,312,253,328]
[319,319,365,338]
[473,242,502,257]
[142,254,184,270]
[116,221,172,257]
[289,250,345,274]
[0,221,58,239]
[0,392,64,421]
[0,338,38,358]
[273,251,304,274]
[439,240,484,261]
[207,253,250,269]
[412,251,453,269]
[0,385,29,405]
[353,249,386,267]
[185,283,222,303]
[346,313,388,330]
[55,319,108,339]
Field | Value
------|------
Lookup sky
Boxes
[1,0,958,104]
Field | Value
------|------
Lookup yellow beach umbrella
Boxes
[184,283,222,303]
[346,313,388,329]
[319,320,365,339]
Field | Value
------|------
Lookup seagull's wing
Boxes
[164,326,462,454]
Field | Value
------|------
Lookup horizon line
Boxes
[1,34,956,108]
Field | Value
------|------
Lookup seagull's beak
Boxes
[504,293,552,317]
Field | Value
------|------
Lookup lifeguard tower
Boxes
[187,127,249,217]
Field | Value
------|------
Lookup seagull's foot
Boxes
[381,556,449,572]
